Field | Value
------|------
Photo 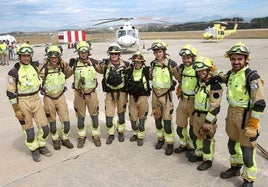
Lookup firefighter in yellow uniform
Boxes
[174,44,198,155]
[126,51,151,146]
[69,41,102,148]
[219,42,266,187]
[6,43,52,162]
[187,57,223,171]
[98,43,130,145]
[149,40,179,156]
[39,45,74,150]
[0,40,8,65]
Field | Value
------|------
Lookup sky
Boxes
[0,0,268,33]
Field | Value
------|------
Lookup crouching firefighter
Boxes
[98,43,130,145]
[6,43,52,162]
[148,40,179,156]
[189,56,223,171]
[126,51,151,146]
[39,45,74,150]
[69,41,102,148]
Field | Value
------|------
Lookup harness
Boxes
[11,61,40,97]
[151,59,176,102]
[40,59,66,99]
[72,57,98,97]
[179,63,198,100]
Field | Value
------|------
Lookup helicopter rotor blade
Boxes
[92,17,134,26]
[93,19,121,26]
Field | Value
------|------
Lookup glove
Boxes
[12,103,25,121]
[69,58,76,68]
[176,85,182,99]
[206,75,222,86]
[198,123,215,139]
[151,105,162,119]
[244,117,259,138]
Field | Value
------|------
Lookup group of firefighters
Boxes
[6,39,266,187]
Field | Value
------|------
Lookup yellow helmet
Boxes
[75,41,91,53]
[179,44,197,57]
[194,56,214,71]
[225,42,250,60]
[45,45,63,57]
[17,43,33,55]
[107,43,121,54]
[148,39,168,50]
[130,51,146,63]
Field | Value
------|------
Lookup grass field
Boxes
[15,29,268,44]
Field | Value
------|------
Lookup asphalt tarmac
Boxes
[0,39,267,187]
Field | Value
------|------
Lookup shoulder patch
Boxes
[8,77,14,84]
[250,82,259,90]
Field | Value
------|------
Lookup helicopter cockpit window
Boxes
[118,30,126,37]
[127,30,136,37]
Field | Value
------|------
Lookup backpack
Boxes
[101,59,129,92]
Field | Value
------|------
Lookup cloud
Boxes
[0,0,267,33]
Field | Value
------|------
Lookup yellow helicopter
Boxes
[203,21,238,41]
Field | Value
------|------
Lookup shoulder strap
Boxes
[245,68,257,95]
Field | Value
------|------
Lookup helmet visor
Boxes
[108,46,121,53]
[48,51,60,57]
[227,45,249,55]
[78,46,90,52]
[179,49,192,56]
[18,47,33,54]
[193,62,209,71]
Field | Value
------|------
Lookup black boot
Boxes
[106,135,115,145]
[137,138,144,146]
[62,139,74,149]
[242,179,253,187]
[39,147,52,157]
[165,144,174,156]
[93,137,101,147]
[130,135,138,142]
[188,154,203,162]
[155,140,165,150]
[220,166,242,179]
[197,160,212,171]
[31,149,41,162]
[174,145,189,153]
[118,132,125,142]
[77,137,86,148]
[52,140,61,150]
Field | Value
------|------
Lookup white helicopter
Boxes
[92,17,140,51]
